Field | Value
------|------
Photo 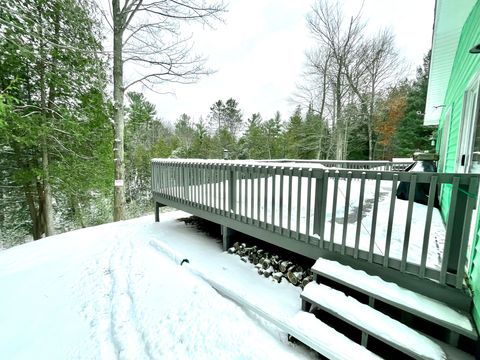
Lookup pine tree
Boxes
[0,0,111,241]
[393,53,434,157]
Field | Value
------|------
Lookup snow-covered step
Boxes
[290,311,382,360]
[311,258,477,340]
[301,282,447,360]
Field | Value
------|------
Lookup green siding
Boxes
[436,2,480,330]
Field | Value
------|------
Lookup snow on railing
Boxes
[260,159,413,171]
[151,158,479,289]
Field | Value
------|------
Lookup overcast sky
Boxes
[138,0,435,124]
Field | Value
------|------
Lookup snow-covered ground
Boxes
[0,211,316,360]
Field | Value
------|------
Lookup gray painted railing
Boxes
[151,159,478,290]
[261,159,413,171]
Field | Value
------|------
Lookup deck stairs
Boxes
[295,258,478,359]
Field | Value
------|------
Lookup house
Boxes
[424,0,480,333]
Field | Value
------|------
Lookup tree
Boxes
[207,98,243,158]
[106,0,225,221]
[375,82,409,159]
[300,105,326,159]
[306,0,365,160]
[344,29,402,159]
[0,0,110,239]
[174,113,195,157]
[241,113,267,159]
[394,53,434,156]
[285,106,303,159]
[125,91,173,216]
[299,0,402,160]
[264,111,283,159]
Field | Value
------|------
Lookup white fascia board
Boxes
[424,0,476,126]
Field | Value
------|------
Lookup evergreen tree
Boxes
[0,0,111,241]
[264,111,283,159]
[393,53,434,157]
[285,106,303,158]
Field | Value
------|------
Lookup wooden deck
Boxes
[151,159,479,309]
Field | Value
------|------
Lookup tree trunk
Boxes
[41,141,55,236]
[24,183,42,240]
[37,4,55,237]
[113,0,126,221]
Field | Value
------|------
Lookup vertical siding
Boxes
[436,2,480,329]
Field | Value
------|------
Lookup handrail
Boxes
[151,158,479,289]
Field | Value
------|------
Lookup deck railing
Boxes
[261,159,413,171]
[151,159,479,290]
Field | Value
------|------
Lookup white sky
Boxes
[137,0,435,124]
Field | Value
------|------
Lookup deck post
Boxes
[155,202,160,222]
[154,201,166,222]
[447,185,468,273]
[228,166,236,214]
[221,225,235,251]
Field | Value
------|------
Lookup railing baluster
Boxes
[272,167,277,230]
[239,165,243,219]
[306,168,312,242]
[354,172,366,259]
[210,164,214,212]
[242,165,247,221]
[401,174,417,272]
[181,163,186,203]
[234,165,239,218]
[264,166,268,229]
[250,165,254,224]
[341,172,352,255]
[319,170,329,246]
[195,165,200,206]
[202,163,206,210]
[420,176,437,277]
[384,174,399,268]
[441,177,460,285]
[257,165,261,225]
[288,168,293,237]
[215,164,218,211]
[173,163,177,199]
[296,168,302,240]
[222,164,226,215]
[279,167,284,234]
[329,171,339,251]
[369,173,382,263]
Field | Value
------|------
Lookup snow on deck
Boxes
[312,258,474,334]
[0,212,315,360]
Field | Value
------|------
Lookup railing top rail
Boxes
[260,159,413,165]
[151,158,479,185]
[151,158,412,166]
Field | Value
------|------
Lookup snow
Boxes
[0,212,315,360]
[302,282,446,360]
[312,258,474,334]
[290,312,382,360]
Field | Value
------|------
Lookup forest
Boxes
[0,0,434,248]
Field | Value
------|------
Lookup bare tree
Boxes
[106,0,225,220]
[304,0,365,160]
[344,29,402,159]
[298,0,402,160]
